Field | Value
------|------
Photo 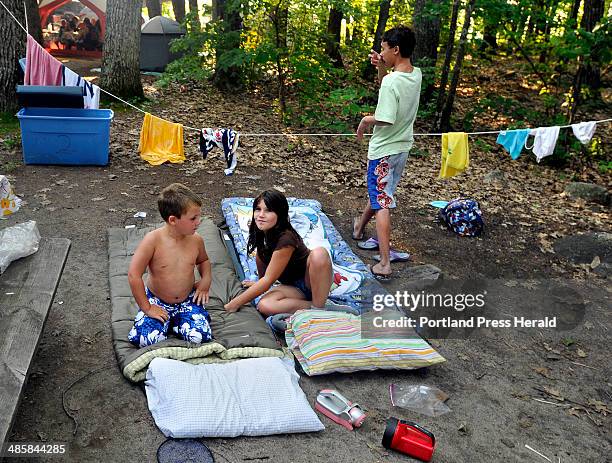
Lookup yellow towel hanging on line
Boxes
[139,112,185,165]
[439,132,469,178]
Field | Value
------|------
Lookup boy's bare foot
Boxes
[352,217,365,241]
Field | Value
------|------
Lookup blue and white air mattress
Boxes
[222,197,383,312]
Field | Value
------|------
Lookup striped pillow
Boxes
[285,310,445,376]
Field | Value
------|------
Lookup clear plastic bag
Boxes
[0,221,41,273]
[389,384,451,417]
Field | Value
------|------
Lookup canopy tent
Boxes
[38,0,106,39]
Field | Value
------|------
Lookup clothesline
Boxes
[92,70,612,136]
[229,122,612,137]
[2,0,610,140]
[87,78,612,137]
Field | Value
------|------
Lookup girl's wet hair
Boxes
[247,189,301,256]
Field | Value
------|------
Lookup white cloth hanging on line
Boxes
[571,121,596,145]
[62,66,100,109]
[526,126,560,163]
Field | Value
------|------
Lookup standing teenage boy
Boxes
[353,25,421,280]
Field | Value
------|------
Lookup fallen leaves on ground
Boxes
[98,76,612,281]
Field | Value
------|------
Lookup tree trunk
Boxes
[439,0,476,132]
[568,63,584,123]
[172,0,186,23]
[100,0,143,99]
[569,0,605,120]
[212,0,221,21]
[533,0,547,35]
[146,0,162,19]
[272,2,288,49]
[324,7,344,68]
[351,19,363,46]
[412,0,443,103]
[188,0,201,31]
[0,0,26,113]
[25,0,42,45]
[212,0,244,90]
[372,0,390,50]
[432,0,460,130]
[569,0,580,28]
[538,0,560,63]
[512,4,530,41]
[412,0,442,64]
[271,1,288,114]
[482,23,497,52]
[579,0,604,89]
[363,0,391,81]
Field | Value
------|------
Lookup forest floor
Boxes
[1,56,611,462]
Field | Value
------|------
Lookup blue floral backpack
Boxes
[438,198,484,237]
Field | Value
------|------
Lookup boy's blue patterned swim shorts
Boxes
[128,287,212,348]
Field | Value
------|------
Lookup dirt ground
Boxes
[1,59,611,462]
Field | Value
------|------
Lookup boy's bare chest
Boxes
[152,242,197,270]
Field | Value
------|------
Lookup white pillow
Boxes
[145,357,324,438]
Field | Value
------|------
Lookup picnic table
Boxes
[0,238,70,444]
[43,31,79,50]
[42,30,60,49]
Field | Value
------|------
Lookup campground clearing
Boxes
[1,71,610,462]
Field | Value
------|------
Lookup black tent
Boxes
[140,16,185,72]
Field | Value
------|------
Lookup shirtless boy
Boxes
[127,183,213,348]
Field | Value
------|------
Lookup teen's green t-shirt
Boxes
[368,68,422,160]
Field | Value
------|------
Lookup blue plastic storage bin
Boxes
[17,107,113,166]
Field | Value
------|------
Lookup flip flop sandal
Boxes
[266,313,292,334]
[357,237,379,250]
[367,264,392,282]
[430,200,449,208]
[373,250,411,263]
[322,300,360,316]
[351,217,365,241]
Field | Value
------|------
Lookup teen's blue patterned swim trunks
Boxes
[366,153,409,210]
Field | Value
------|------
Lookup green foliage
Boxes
[561,337,575,347]
[474,139,493,153]
[463,94,569,131]
[2,136,20,150]
[0,113,21,171]
[415,57,437,94]
[161,2,175,19]
[0,160,21,173]
[296,84,375,132]
[410,147,430,159]
[554,20,612,68]
[598,160,611,175]
[0,112,19,136]
[417,99,437,121]
[159,55,212,87]
[159,20,219,86]
[153,0,606,148]
[216,47,251,73]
